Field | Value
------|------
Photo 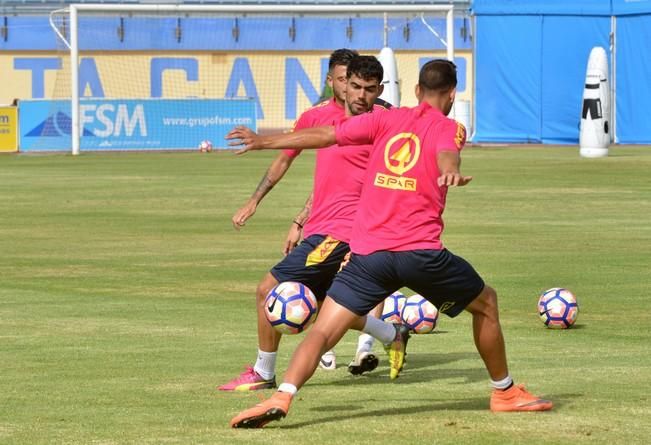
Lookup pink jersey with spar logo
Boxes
[283,99,386,243]
[334,101,467,255]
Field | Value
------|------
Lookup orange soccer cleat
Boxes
[230,391,293,428]
[490,384,553,412]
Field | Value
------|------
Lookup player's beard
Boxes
[347,99,372,116]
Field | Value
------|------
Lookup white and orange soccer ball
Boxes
[401,294,438,334]
[381,291,407,324]
[538,287,579,329]
[198,140,213,152]
[264,281,318,335]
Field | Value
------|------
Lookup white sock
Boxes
[357,333,375,353]
[362,316,396,345]
[278,383,297,396]
[254,349,276,381]
[491,375,513,390]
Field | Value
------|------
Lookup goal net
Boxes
[44,4,455,154]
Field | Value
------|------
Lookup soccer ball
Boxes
[538,287,579,329]
[401,294,438,334]
[380,291,407,324]
[198,140,213,152]
[264,281,318,335]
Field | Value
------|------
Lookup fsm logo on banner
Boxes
[80,104,147,138]
[19,98,256,151]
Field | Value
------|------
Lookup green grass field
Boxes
[1,146,650,444]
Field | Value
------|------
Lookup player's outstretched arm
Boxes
[227,126,336,155]
[232,152,295,230]
[436,151,473,187]
[283,193,313,255]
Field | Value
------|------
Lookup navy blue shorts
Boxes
[270,234,350,300]
[328,249,485,318]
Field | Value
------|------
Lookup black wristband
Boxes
[293,220,304,229]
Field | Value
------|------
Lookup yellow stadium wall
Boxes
[0,106,19,152]
[1,51,473,129]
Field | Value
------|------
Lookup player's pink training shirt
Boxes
[334,101,467,255]
[283,98,386,243]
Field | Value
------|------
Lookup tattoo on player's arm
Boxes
[294,193,313,226]
[251,171,275,202]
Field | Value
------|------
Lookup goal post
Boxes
[50,4,455,155]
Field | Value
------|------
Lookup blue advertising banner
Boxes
[19,98,256,151]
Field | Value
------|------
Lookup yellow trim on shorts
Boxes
[305,235,341,267]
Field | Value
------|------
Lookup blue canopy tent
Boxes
[472,0,651,144]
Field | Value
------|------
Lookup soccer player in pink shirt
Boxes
[219,52,408,392]
[227,59,553,427]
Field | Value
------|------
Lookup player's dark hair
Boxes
[418,59,457,93]
[346,55,384,84]
[328,48,359,72]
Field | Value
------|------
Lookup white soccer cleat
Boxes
[319,350,336,370]
[348,350,379,375]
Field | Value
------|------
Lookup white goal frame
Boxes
[52,3,455,155]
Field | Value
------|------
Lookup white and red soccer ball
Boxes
[198,140,213,152]
[264,281,318,335]
[538,287,579,329]
[381,291,407,324]
[401,294,438,334]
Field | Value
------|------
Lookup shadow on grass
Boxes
[540,392,579,410]
[279,397,489,428]
[389,350,474,372]
[569,323,587,329]
[308,352,484,387]
[276,392,575,429]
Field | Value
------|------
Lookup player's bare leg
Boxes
[285,298,362,386]
[369,302,383,320]
[465,285,552,412]
[218,273,279,391]
[464,286,508,380]
[256,273,281,351]
[230,297,409,427]
[229,298,356,427]
[315,298,337,370]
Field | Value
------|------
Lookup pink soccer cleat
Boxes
[218,365,276,392]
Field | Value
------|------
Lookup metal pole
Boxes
[446,8,454,62]
[383,12,388,48]
[71,5,79,156]
[611,15,616,144]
